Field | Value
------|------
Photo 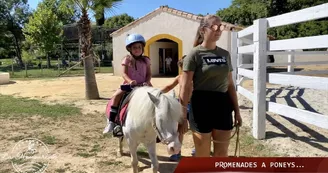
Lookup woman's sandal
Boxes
[191,148,195,156]
[169,152,181,161]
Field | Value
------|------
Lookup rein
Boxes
[211,124,241,157]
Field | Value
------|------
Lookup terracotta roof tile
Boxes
[110,5,243,36]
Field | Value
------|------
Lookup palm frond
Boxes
[92,0,122,19]
[58,0,81,19]
[104,1,121,17]
[73,0,83,10]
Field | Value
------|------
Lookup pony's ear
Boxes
[147,92,160,107]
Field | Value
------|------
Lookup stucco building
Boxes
[110,6,243,76]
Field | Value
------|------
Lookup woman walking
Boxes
[178,15,242,157]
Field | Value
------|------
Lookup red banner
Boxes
[174,157,328,173]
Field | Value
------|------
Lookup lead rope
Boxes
[235,125,240,157]
[210,125,241,157]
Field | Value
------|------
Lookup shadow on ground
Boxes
[265,87,328,152]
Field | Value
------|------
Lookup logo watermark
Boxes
[0,138,57,173]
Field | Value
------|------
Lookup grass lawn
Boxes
[0,58,113,79]
[0,94,81,118]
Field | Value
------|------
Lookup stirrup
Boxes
[113,124,123,137]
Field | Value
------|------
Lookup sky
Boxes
[27,0,232,20]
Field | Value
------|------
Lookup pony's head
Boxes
[147,90,183,155]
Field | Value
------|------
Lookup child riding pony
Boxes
[103,33,152,137]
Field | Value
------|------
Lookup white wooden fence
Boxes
[231,3,328,139]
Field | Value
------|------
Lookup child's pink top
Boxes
[122,55,151,84]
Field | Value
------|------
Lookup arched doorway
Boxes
[144,34,183,76]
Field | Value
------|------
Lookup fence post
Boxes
[11,57,14,75]
[231,31,238,89]
[57,58,60,75]
[237,38,244,85]
[287,50,295,73]
[253,18,267,140]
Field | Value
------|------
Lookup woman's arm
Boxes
[179,50,197,120]
[227,72,240,115]
[179,71,194,120]
[161,75,180,93]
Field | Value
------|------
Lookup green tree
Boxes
[59,0,122,100]
[38,0,78,25]
[217,0,328,40]
[268,0,288,16]
[21,49,34,77]
[104,13,134,29]
[217,0,268,26]
[287,0,328,11]
[23,2,63,68]
[0,0,31,67]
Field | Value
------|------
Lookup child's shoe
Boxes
[103,120,115,134]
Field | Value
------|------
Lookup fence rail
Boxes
[266,3,328,27]
[231,3,328,139]
[239,61,328,68]
[267,102,328,130]
[269,35,328,51]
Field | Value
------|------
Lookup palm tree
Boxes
[61,0,121,100]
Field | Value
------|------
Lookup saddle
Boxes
[105,91,133,126]
[105,84,162,142]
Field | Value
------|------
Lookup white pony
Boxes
[117,86,182,173]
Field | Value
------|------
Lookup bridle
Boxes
[151,91,174,145]
[152,116,171,145]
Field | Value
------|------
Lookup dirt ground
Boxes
[1,75,189,173]
[0,65,327,173]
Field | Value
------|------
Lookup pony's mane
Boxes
[160,93,183,123]
[127,87,182,129]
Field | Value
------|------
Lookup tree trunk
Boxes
[96,11,105,26]
[47,53,51,68]
[8,14,23,68]
[12,34,24,68]
[25,62,28,77]
[79,9,100,100]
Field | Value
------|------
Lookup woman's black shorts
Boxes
[188,90,234,133]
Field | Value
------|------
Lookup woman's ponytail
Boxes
[193,26,203,47]
[193,15,221,47]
